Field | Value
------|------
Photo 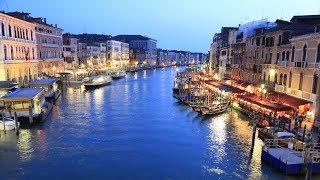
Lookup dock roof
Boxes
[0,88,44,101]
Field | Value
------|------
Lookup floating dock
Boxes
[262,139,320,175]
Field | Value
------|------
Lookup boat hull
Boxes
[84,81,111,89]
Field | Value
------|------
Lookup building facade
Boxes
[112,35,157,67]
[106,40,129,68]
[63,33,79,69]
[209,15,320,126]
[0,12,38,85]
[34,18,63,76]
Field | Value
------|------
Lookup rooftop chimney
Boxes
[44,18,47,24]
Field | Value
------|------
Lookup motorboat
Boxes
[82,75,112,89]
[0,117,19,131]
[111,70,126,79]
[200,102,230,116]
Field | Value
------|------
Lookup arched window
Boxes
[302,45,307,61]
[286,51,290,61]
[279,74,283,85]
[291,46,295,62]
[299,73,304,90]
[274,73,278,84]
[282,51,285,61]
[283,74,287,86]
[10,46,14,60]
[8,25,12,37]
[26,29,29,40]
[30,30,33,41]
[312,74,319,94]
[3,45,7,60]
[289,71,292,88]
[14,27,17,38]
[317,44,320,63]
[1,23,5,36]
[32,48,35,59]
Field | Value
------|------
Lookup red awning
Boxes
[268,92,312,108]
[234,80,252,87]
[238,94,293,112]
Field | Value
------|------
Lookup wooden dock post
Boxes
[303,124,307,141]
[250,122,257,155]
[28,106,33,124]
[2,111,6,134]
[14,112,19,135]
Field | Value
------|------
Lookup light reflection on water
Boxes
[0,68,314,179]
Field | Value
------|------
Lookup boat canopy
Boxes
[0,88,44,102]
[275,132,295,138]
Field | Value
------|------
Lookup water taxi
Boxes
[82,75,112,89]
[111,70,126,79]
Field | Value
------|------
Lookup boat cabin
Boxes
[29,78,60,102]
[0,81,19,97]
[0,88,45,123]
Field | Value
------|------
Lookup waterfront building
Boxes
[106,40,129,68]
[209,15,320,127]
[5,12,64,77]
[0,12,39,85]
[157,49,170,66]
[168,50,178,65]
[112,35,157,67]
[86,44,103,68]
[34,19,63,77]
[63,33,79,69]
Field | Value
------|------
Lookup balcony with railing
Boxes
[294,61,308,68]
[307,62,320,69]
[277,61,288,67]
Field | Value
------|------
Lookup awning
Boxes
[268,92,312,108]
[0,88,44,101]
[219,83,246,94]
[238,94,292,112]
[234,80,252,87]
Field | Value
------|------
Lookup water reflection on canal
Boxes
[0,68,309,179]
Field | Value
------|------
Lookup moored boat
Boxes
[0,117,20,131]
[200,102,230,116]
[111,70,126,79]
[82,75,112,89]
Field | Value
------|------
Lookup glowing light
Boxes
[269,69,275,77]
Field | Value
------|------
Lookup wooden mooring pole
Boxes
[2,111,6,134]
[14,112,19,135]
[250,121,257,155]
[28,106,33,124]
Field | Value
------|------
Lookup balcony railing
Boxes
[277,61,288,67]
[294,61,308,68]
[307,62,320,68]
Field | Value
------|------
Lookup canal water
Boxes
[0,67,311,179]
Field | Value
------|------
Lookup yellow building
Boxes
[0,12,39,85]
